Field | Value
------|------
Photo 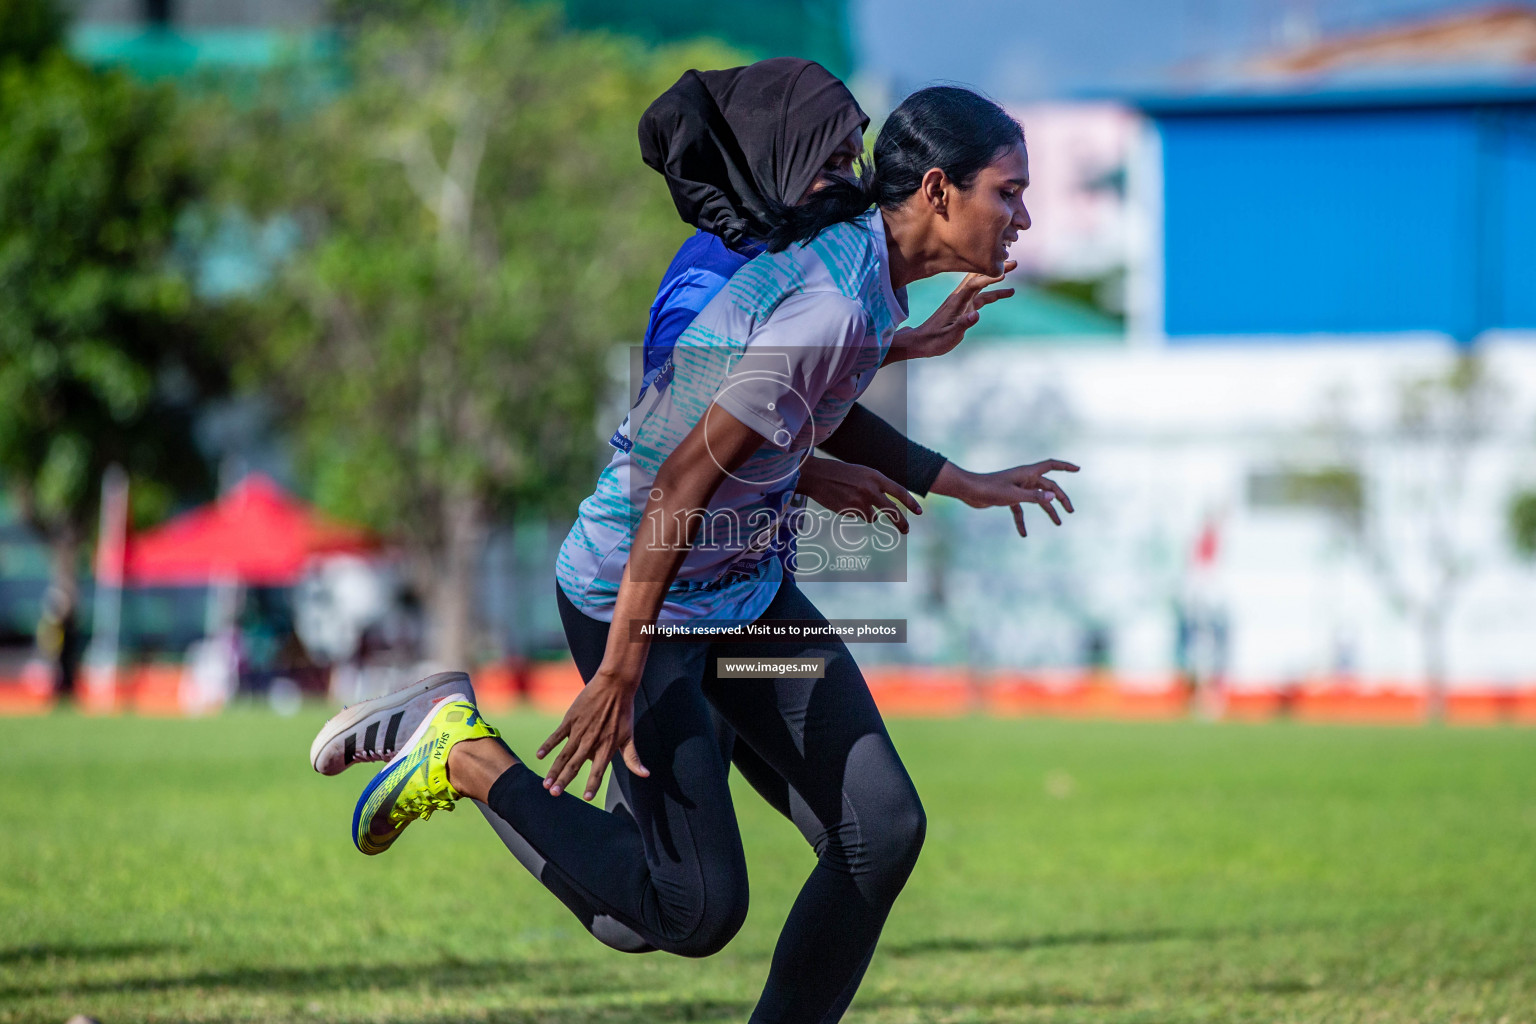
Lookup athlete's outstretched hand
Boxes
[932,458,1079,537]
[886,260,1017,364]
[796,456,922,533]
[537,667,649,800]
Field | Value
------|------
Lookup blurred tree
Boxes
[0,53,224,689]
[226,4,734,666]
[1276,464,1364,530]
[0,0,65,66]
[1289,353,1501,722]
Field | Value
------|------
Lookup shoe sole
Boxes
[310,670,475,774]
[350,692,469,855]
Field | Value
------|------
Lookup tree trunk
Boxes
[426,488,487,670]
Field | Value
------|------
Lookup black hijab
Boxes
[639,57,869,247]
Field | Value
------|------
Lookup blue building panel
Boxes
[1495,109,1536,330]
[1161,108,1486,338]
[1146,87,1536,341]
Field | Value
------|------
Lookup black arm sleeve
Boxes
[816,402,949,497]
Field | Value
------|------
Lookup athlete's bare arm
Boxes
[536,402,767,800]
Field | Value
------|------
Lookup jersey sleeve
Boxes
[710,291,868,451]
[818,402,950,496]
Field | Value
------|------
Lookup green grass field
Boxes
[3,709,1533,1024]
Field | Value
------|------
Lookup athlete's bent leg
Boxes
[473,588,750,959]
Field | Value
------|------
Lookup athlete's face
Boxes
[936,142,1031,276]
[798,127,865,203]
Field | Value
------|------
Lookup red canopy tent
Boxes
[123,474,375,586]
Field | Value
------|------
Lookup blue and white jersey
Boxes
[557,208,908,623]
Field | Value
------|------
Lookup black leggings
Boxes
[480,579,925,1024]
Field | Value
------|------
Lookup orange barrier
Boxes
[527,661,586,713]
[469,659,585,713]
[5,658,1536,725]
[0,659,54,715]
[1289,684,1429,724]
[124,664,189,717]
[1222,689,1286,721]
[471,660,525,709]
[984,671,1188,719]
[1444,689,1536,725]
[469,663,1536,726]
[862,667,977,717]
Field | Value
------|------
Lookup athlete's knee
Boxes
[814,782,925,908]
[669,880,749,958]
[866,786,926,888]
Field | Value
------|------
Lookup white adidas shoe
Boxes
[309,671,477,775]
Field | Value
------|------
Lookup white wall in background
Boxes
[804,336,1536,690]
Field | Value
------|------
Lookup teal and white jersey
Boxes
[556,208,908,623]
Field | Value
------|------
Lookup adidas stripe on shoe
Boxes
[309,671,477,775]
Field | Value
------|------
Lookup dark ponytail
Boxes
[760,86,1023,254]
[760,170,874,253]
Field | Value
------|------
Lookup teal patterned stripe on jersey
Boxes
[806,219,876,291]
[722,250,809,320]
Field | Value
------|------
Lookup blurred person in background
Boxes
[316,84,1078,1024]
[34,582,82,702]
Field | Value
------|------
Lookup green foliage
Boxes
[0,54,222,545]
[1397,350,1498,439]
[226,5,736,544]
[1034,272,1127,325]
[1509,489,1536,559]
[0,0,65,66]
[1278,465,1365,528]
[3,713,1534,1022]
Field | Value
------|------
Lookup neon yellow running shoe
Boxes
[351,695,500,856]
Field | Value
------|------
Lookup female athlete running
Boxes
[314,85,1077,1023]
[623,57,1078,843]
[634,57,1070,539]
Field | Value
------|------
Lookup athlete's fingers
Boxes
[1044,459,1080,473]
[1026,490,1063,526]
[1011,503,1027,537]
[542,741,572,790]
[952,269,1005,304]
[536,716,572,760]
[870,495,909,533]
[582,744,611,801]
[875,473,922,516]
[1041,478,1074,514]
[549,739,592,796]
[954,271,996,296]
[544,731,589,792]
[957,260,1015,298]
[621,738,650,778]
[973,286,1016,309]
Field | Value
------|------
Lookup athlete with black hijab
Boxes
[611,55,1076,871]
[313,80,1079,1024]
[630,58,1048,531]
